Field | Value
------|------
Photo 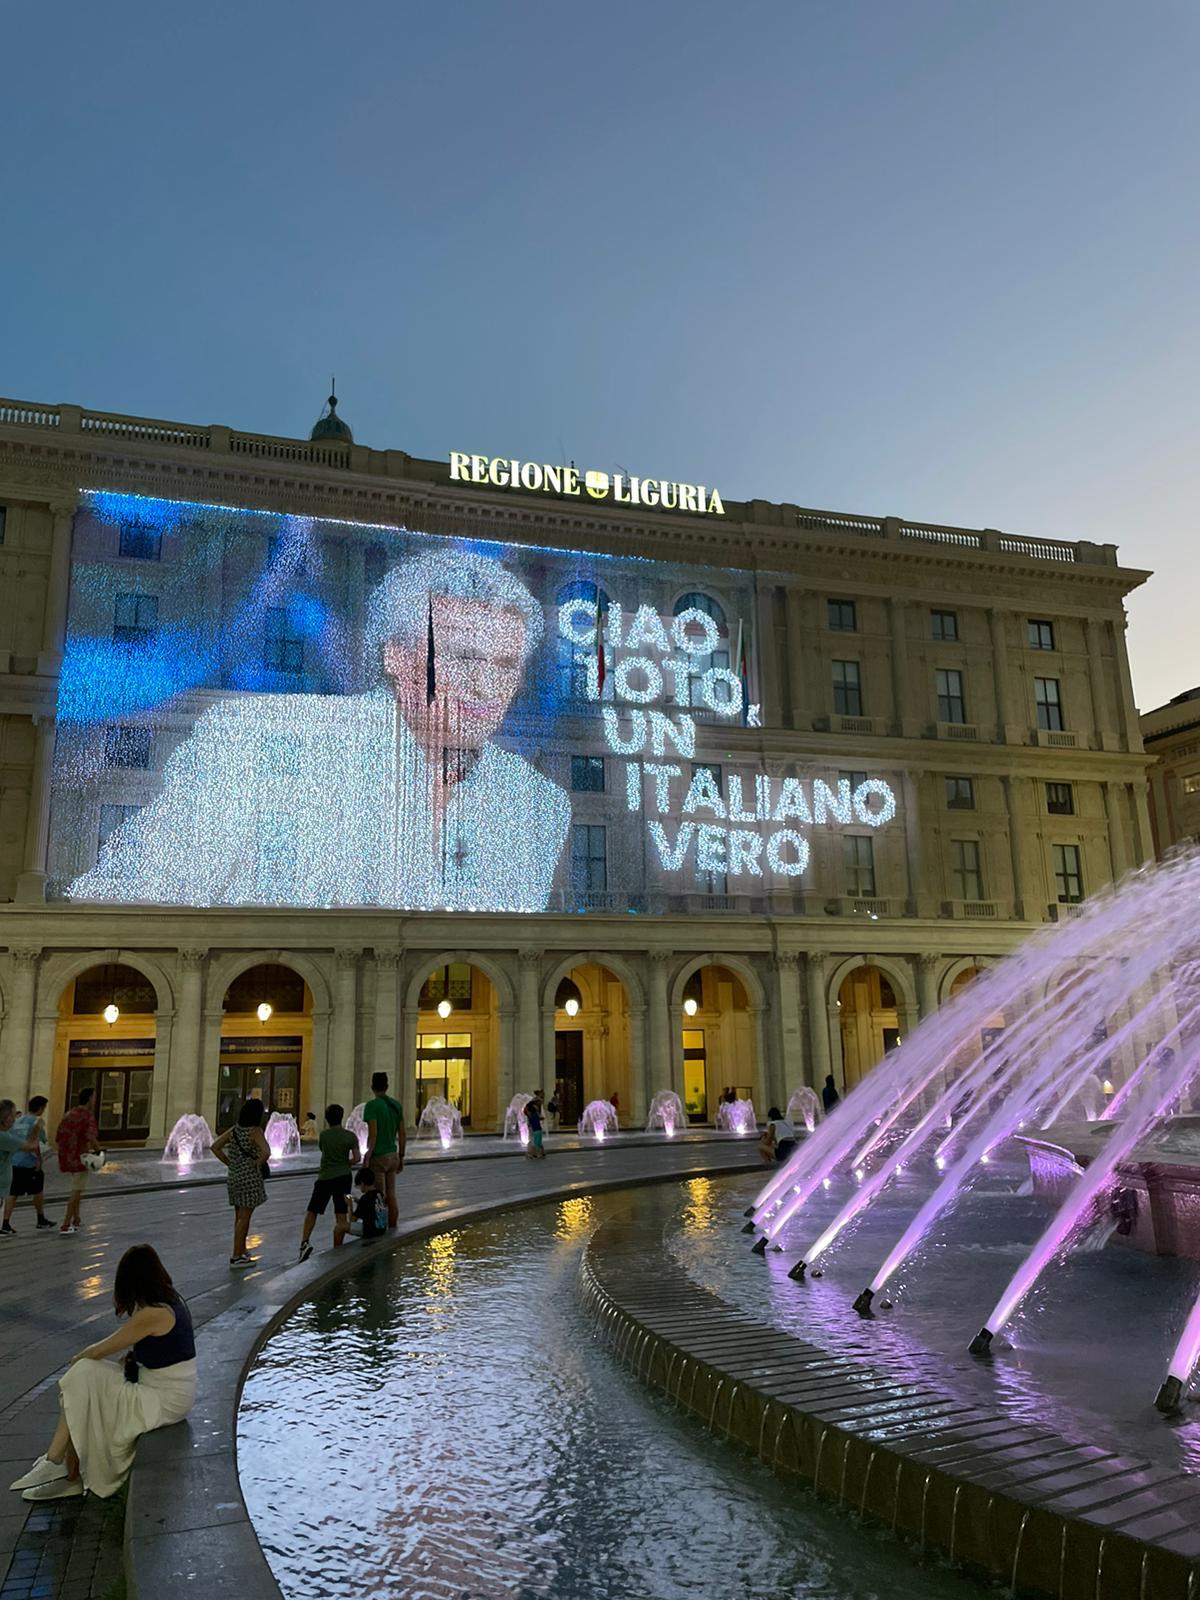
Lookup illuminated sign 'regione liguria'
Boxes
[450,452,725,515]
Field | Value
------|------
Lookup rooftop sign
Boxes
[449,451,725,515]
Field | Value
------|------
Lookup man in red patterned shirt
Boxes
[54,1088,101,1236]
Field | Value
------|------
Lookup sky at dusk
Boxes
[2,1,1195,710]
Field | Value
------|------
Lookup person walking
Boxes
[298,1104,359,1260]
[55,1088,102,1235]
[9,1244,196,1502]
[525,1091,546,1160]
[211,1101,270,1268]
[362,1073,406,1229]
[0,1102,41,1238]
[3,1095,54,1234]
[822,1074,841,1113]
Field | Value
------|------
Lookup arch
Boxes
[38,947,176,1017]
[668,951,766,1010]
[671,590,728,629]
[403,950,516,1014]
[540,949,645,1013]
[825,953,918,1018]
[939,957,985,1005]
[205,948,332,1016]
[555,577,610,607]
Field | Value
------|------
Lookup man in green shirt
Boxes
[363,1072,406,1229]
[298,1103,361,1259]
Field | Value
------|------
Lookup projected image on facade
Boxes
[47,491,897,912]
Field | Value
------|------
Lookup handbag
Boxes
[123,1352,140,1384]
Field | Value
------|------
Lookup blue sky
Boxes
[3,1,1195,708]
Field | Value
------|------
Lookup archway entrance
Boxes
[413,961,497,1127]
[551,963,631,1128]
[218,964,311,1131]
[838,966,902,1091]
[679,964,754,1124]
[54,963,156,1143]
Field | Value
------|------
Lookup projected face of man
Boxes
[383,591,527,762]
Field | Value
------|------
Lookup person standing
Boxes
[822,1074,841,1113]
[211,1100,270,1268]
[55,1088,101,1236]
[0,1101,41,1238]
[298,1104,359,1260]
[3,1096,54,1235]
[525,1091,546,1160]
[362,1073,406,1229]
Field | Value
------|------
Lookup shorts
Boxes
[371,1152,400,1183]
[531,1130,544,1149]
[774,1139,797,1163]
[9,1167,44,1198]
[307,1175,353,1216]
[66,1169,89,1196]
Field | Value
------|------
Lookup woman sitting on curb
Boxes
[10,1243,197,1502]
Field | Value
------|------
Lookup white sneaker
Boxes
[22,1476,83,1502]
[229,1254,257,1269]
[9,1454,67,1491]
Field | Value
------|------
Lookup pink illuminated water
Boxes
[646,1089,685,1137]
[579,1099,619,1141]
[746,849,1200,1405]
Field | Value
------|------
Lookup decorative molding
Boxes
[335,946,362,970]
[518,947,544,969]
[373,947,402,970]
[176,947,208,969]
[10,946,42,968]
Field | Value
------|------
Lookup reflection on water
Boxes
[239,1193,978,1600]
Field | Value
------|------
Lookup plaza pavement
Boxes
[0,1131,761,1599]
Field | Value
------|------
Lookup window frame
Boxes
[112,592,159,644]
[827,598,857,633]
[936,666,967,724]
[262,605,305,674]
[930,609,959,641]
[952,838,985,901]
[104,725,153,770]
[831,659,863,717]
[1045,781,1074,815]
[843,833,876,897]
[1035,676,1064,731]
[1028,618,1056,651]
[118,521,162,561]
[944,776,976,810]
[570,823,608,894]
[570,755,606,793]
[1053,842,1084,904]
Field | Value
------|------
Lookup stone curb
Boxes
[581,1207,1200,1600]
[123,1155,763,1600]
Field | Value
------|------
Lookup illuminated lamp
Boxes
[437,998,453,1020]
[556,977,583,1019]
[103,1003,119,1026]
[683,997,698,1017]
[564,996,580,1018]
[256,1002,273,1024]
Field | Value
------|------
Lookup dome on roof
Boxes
[310,390,353,444]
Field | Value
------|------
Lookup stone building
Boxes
[1141,687,1200,856]
[0,393,1153,1142]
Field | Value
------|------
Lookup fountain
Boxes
[646,1089,686,1138]
[417,1096,463,1151]
[742,850,1200,1410]
[503,1092,535,1145]
[785,1086,822,1134]
[347,1103,369,1162]
[162,1113,214,1168]
[579,1100,619,1141]
[265,1111,301,1162]
[715,1097,757,1136]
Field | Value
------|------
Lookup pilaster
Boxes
[804,953,833,1093]
[5,948,41,1106]
[330,947,360,1109]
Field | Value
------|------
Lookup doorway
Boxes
[216,1036,302,1131]
[555,1030,584,1128]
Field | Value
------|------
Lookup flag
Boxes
[426,597,436,703]
[735,617,748,723]
[594,584,606,699]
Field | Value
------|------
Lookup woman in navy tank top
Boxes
[10,1244,197,1501]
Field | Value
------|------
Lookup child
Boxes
[524,1092,546,1159]
[299,1111,319,1142]
[348,1167,386,1242]
[297,1104,359,1260]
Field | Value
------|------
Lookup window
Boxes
[1046,782,1074,815]
[827,599,857,632]
[839,770,867,793]
[832,660,862,716]
[571,755,605,792]
[571,824,607,894]
[118,521,162,560]
[936,667,966,724]
[1182,775,1200,796]
[415,1032,472,1122]
[930,609,958,641]
[952,839,984,900]
[844,835,876,897]
[1053,843,1084,903]
[268,531,309,574]
[673,592,729,708]
[556,581,611,702]
[1028,619,1056,651]
[113,592,158,644]
[104,725,152,769]
[0,506,6,544]
[419,963,473,1007]
[97,803,140,852]
[363,541,389,590]
[263,606,304,673]
[1035,677,1064,731]
[945,777,975,809]
[691,764,726,894]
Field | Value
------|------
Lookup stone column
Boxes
[1131,780,1155,866]
[784,589,809,730]
[37,501,76,676]
[772,953,805,1097]
[330,948,360,1109]
[901,768,927,916]
[627,1004,648,1125]
[5,949,41,1106]
[1110,617,1140,750]
[167,948,207,1128]
[915,953,941,1020]
[750,1004,770,1115]
[1085,618,1114,750]
[398,1004,418,1127]
[498,1004,517,1127]
[888,598,912,736]
[15,716,57,904]
[804,953,832,1093]
[371,948,402,1104]
[198,1006,224,1127]
[647,952,672,1099]
[754,586,780,726]
[517,948,543,1100]
[149,1008,174,1140]
[1002,776,1029,919]
[988,608,1018,742]
[1104,782,1130,882]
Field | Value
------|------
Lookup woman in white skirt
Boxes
[10,1244,196,1501]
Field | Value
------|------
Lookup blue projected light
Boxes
[49,489,899,912]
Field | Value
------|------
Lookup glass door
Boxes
[683,1029,708,1123]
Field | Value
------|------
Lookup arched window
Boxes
[556,580,612,703]
[671,593,731,710]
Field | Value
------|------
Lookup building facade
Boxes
[1142,687,1200,856]
[0,395,1154,1142]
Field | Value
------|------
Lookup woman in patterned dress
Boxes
[211,1099,270,1268]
